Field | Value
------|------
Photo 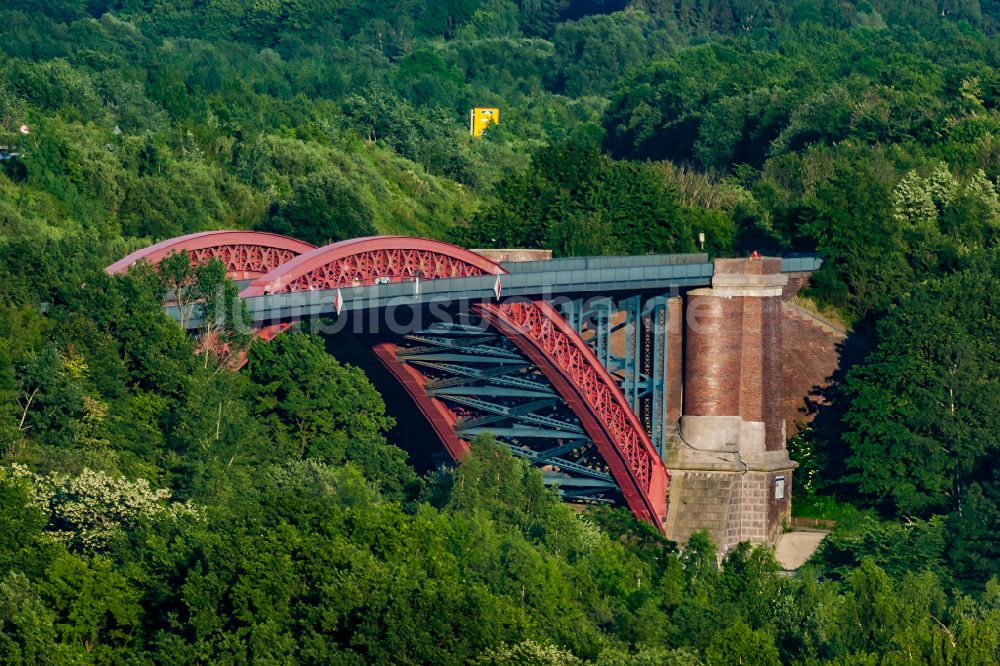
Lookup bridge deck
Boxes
[169,253,821,328]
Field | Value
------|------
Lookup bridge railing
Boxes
[781,254,823,273]
[500,252,711,273]
[168,259,715,329]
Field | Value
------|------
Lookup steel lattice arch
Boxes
[106,231,676,530]
[105,231,316,280]
[241,236,502,295]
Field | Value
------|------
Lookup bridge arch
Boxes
[105,231,669,530]
[243,235,668,528]
[105,231,315,280]
[477,299,667,525]
[242,235,501,295]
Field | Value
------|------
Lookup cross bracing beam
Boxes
[416,362,548,391]
[462,426,591,440]
[391,318,627,505]
[399,336,524,360]
[403,334,497,347]
[414,323,492,335]
[394,353,526,364]
[447,396,580,433]
[454,413,519,431]
[534,441,590,460]
[504,445,614,481]
[541,474,618,489]
[429,386,555,399]
[413,361,552,394]
[556,487,615,503]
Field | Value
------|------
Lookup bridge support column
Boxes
[665,258,795,552]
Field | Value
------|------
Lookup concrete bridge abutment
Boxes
[664,257,796,553]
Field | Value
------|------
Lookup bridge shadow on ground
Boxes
[321,330,449,475]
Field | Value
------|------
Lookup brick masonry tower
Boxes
[664,257,795,552]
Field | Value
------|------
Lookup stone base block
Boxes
[664,468,794,553]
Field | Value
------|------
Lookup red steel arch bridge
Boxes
[108,231,820,541]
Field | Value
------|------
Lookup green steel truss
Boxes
[399,321,621,503]
[558,295,672,460]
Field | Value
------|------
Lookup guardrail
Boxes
[781,255,823,273]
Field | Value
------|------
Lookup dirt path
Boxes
[774,531,828,570]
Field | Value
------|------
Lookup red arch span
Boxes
[246,236,669,528]
[105,231,316,280]
[477,299,668,526]
[242,235,502,295]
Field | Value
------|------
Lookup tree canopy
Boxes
[2,0,1000,662]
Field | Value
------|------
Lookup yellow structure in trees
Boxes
[470,107,499,137]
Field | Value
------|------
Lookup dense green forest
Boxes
[2,0,1000,663]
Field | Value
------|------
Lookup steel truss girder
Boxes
[558,294,671,461]
[105,231,315,280]
[394,323,626,504]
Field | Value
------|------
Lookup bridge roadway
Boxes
[167,253,821,328]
